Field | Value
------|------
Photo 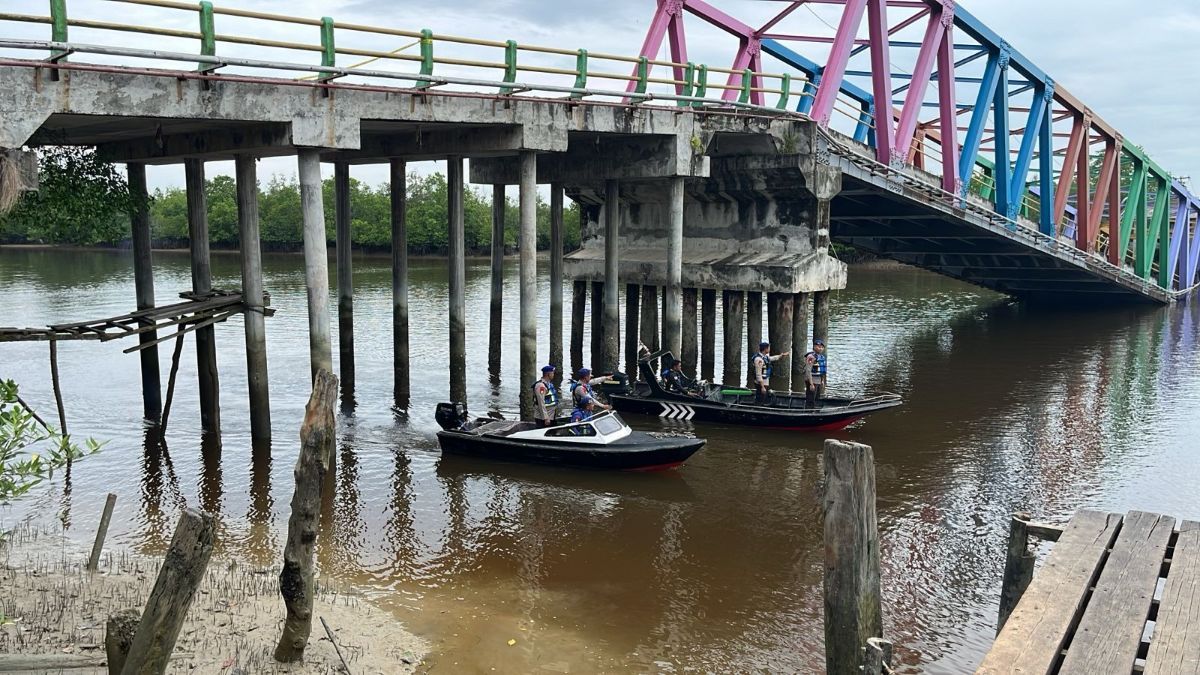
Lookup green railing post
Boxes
[197,1,216,72]
[417,28,434,88]
[49,0,68,62]
[500,39,518,94]
[676,61,694,107]
[776,73,791,110]
[738,68,752,105]
[569,48,588,99]
[318,16,335,81]
[633,56,648,99]
[691,64,707,108]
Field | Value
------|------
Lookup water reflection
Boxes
[5,250,1200,673]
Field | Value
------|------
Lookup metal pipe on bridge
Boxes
[184,158,220,434]
[235,155,270,441]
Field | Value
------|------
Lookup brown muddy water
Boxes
[3,247,1199,673]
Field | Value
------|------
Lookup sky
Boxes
[3,0,1198,192]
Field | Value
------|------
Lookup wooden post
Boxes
[662,177,684,358]
[48,338,67,435]
[334,162,355,403]
[489,183,505,376]
[88,493,117,572]
[105,608,140,675]
[184,158,220,433]
[722,290,743,386]
[640,285,659,373]
[297,149,332,381]
[571,280,586,375]
[602,180,621,374]
[158,327,186,434]
[518,152,538,415]
[275,369,338,662]
[823,439,883,675]
[700,288,716,381]
[863,637,893,675]
[681,288,698,378]
[127,164,161,422]
[590,280,604,369]
[121,508,216,675]
[624,283,641,377]
[390,159,409,409]
[813,290,830,395]
[235,155,270,441]
[766,292,794,392]
[791,291,810,391]
[549,184,565,384]
[998,512,1035,633]
[447,156,466,403]
[745,292,762,387]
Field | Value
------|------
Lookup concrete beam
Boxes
[469,134,707,184]
[323,125,564,164]
[96,123,294,164]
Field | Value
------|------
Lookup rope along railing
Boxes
[0,0,1177,299]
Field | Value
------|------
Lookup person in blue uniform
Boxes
[751,341,789,403]
[811,338,827,395]
[571,395,597,424]
[531,365,559,427]
[571,367,612,411]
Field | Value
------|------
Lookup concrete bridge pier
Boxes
[791,292,810,395]
[746,292,763,388]
[517,150,538,418]
[681,288,698,377]
[447,155,467,403]
[297,149,332,382]
[602,180,621,373]
[391,159,410,410]
[662,177,684,359]
[184,158,221,434]
[813,291,830,394]
[625,283,641,377]
[549,184,564,386]
[234,155,271,441]
[489,184,505,376]
[126,163,162,423]
[767,293,795,392]
[701,289,716,381]
[571,280,586,375]
[590,280,603,371]
[722,290,744,386]
[334,162,355,411]
[640,285,660,373]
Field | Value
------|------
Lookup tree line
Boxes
[0,148,582,254]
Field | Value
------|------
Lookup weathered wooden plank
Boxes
[976,510,1122,675]
[1060,511,1174,674]
[1144,520,1200,675]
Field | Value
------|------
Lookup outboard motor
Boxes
[597,370,631,395]
[435,401,468,430]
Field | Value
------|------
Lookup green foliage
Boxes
[0,379,101,505]
[0,147,138,245]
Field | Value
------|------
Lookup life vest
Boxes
[531,379,558,406]
[572,380,593,401]
[811,352,827,377]
[570,407,592,424]
[751,352,772,380]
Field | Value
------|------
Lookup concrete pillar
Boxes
[297,149,332,381]
[700,288,716,381]
[590,280,603,368]
[767,292,794,392]
[813,290,831,394]
[681,288,698,378]
[791,292,810,392]
[549,184,564,384]
[640,285,659,372]
[489,184,505,375]
[662,177,684,357]
[334,162,355,405]
[518,151,538,418]
[235,155,270,441]
[571,280,586,375]
[624,283,641,377]
[184,158,220,434]
[126,163,161,422]
[722,290,744,385]
[602,180,620,373]
[745,291,762,387]
[390,159,410,408]
[447,156,466,403]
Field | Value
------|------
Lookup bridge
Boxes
[1,0,1196,436]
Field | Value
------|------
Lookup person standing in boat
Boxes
[812,338,827,396]
[571,367,612,411]
[751,341,789,403]
[532,365,559,427]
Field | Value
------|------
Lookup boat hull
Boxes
[607,388,900,430]
[436,429,705,471]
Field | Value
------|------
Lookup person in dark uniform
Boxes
[661,359,698,396]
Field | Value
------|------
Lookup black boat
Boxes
[603,351,902,431]
[434,402,705,471]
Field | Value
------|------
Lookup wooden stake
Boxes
[48,338,67,436]
[275,369,338,662]
[105,608,140,675]
[158,326,187,434]
[88,493,117,572]
[998,512,1035,633]
[863,637,893,675]
[121,508,216,675]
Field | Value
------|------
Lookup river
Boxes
[2,247,1199,673]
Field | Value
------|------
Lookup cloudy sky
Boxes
[5,0,1198,191]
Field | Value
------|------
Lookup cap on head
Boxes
[578,367,591,378]
[541,365,556,373]
[814,339,825,347]
[759,341,770,350]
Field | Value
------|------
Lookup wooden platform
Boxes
[978,510,1200,675]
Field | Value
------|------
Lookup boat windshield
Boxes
[593,413,623,436]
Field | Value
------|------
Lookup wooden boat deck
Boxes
[978,509,1200,674]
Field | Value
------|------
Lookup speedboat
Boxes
[434,402,705,471]
[604,351,902,431]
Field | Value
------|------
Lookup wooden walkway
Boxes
[979,510,1200,675]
